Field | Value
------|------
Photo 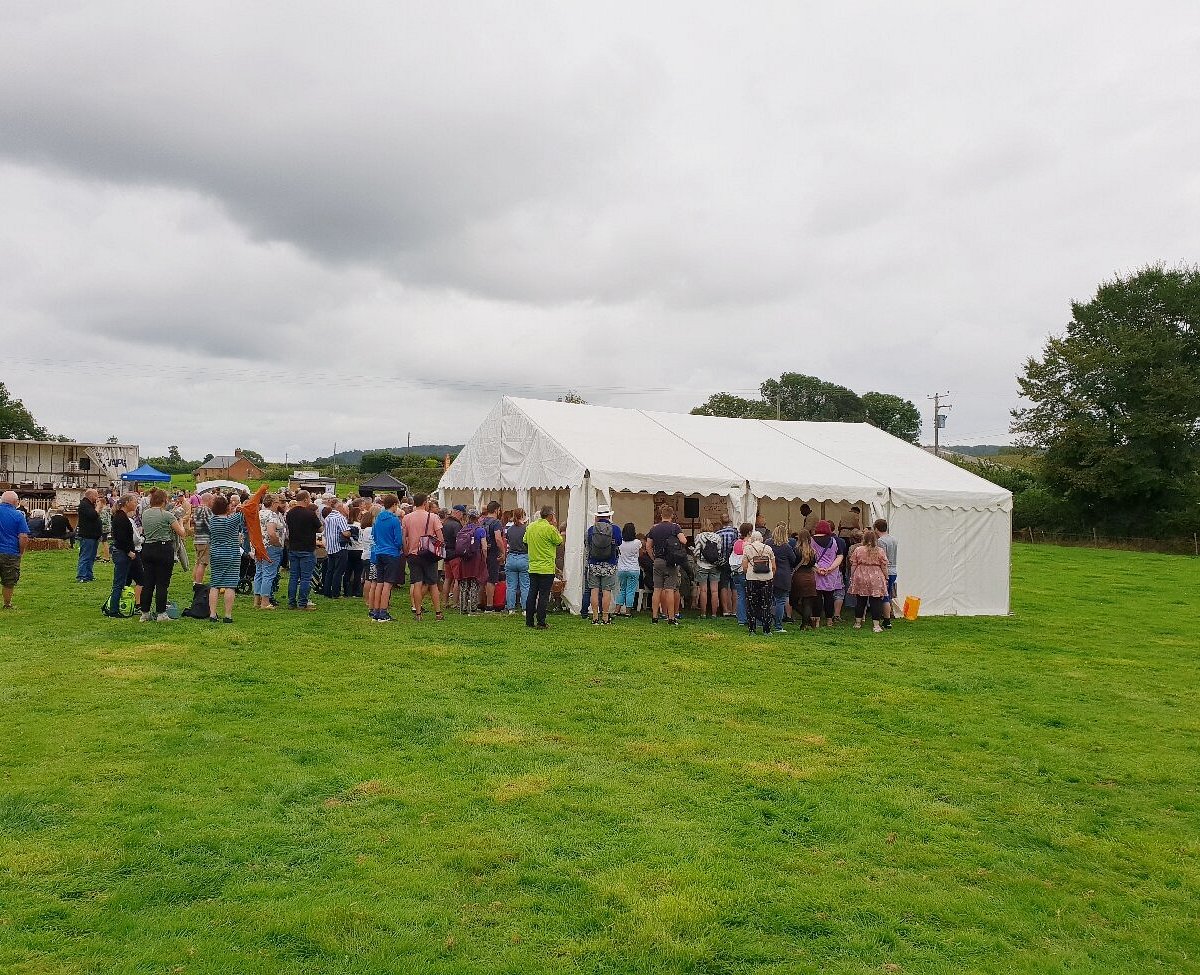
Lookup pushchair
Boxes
[235,552,256,595]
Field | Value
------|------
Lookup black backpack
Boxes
[699,534,721,565]
[663,531,688,568]
[181,583,212,618]
[588,521,614,560]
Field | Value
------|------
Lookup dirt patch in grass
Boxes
[324,779,391,809]
[745,759,813,780]
[97,664,157,680]
[493,774,549,803]
[464,726,528,746]
[92,642,179,661]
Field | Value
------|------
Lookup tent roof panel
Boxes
[643,410,887,504]
[439,398,1011,511]
[763,420,1011,510]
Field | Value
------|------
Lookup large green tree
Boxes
[1011,264,1200,525]
[236,448,267,467]
[761,373,865,422]
[692,374,919,438]
[0,381,49,440]
[691,392,775,419]
[862,392,922,443]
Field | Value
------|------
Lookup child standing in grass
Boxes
[849,529,890,633]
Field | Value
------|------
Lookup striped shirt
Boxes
[323,511,350,555]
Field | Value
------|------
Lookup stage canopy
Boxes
[121,464,172,483]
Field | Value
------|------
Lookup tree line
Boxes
[691,376,923,444]
[6,263,1197,535]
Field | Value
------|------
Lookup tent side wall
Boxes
[886,504,1011,616]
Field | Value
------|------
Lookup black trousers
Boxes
[323,549,347,597]
[791,594,820,628]
[526,572,554,626]
[343,550,364,597]
[139,541,175,615]
[854,595,885,622]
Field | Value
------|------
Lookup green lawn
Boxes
[1,546,1197,974]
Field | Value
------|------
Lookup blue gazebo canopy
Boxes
[121,463,172,483]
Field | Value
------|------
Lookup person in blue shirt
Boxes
[585,504,623,625]
[368,494,404,622]
[0,491,31,610]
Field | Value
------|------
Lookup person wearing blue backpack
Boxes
[586,504,623,625]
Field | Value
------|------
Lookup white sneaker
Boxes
[156,613,173,622]
[138,612,151,622]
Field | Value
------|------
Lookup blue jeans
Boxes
[773,592,789,630]
[504,553,529,611]
[108,547,132,614]
[253,545,282,597]
[732,573,746,624]
[616,569,640,608]
[288,550,316,607]
[76,537,99,581]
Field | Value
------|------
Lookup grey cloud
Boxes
[2,1,1199,457]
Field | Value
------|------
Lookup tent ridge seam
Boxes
[757,420,889,495]
[638,409,744,486]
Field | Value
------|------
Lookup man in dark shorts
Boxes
[645,504,688,625]
[368,494,403,622]
[0,491,30,609]
[481,501,506,611]
[402,493,444,620]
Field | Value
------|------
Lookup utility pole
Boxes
[928,392,952,456]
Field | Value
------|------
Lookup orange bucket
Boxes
[902,596,921,621]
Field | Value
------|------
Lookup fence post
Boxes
[1194,533,1198,557]
[1027,526,1034,544]
[1092,527,1098,546]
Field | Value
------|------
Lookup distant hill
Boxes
[312,445,463,466]
[947,445,1007,457]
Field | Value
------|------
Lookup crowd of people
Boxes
[0,485,898,634]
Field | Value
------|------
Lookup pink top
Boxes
[849,545,890,598]
[402,508,443,556]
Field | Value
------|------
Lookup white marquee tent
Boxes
[439,397,1012,616]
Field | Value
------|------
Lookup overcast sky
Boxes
[2,1,1197,459]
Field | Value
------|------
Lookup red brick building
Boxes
[194,450,265,483]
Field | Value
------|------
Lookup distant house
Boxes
[194,450,265,483]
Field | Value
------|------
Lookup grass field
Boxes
[1,546,1198,974]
